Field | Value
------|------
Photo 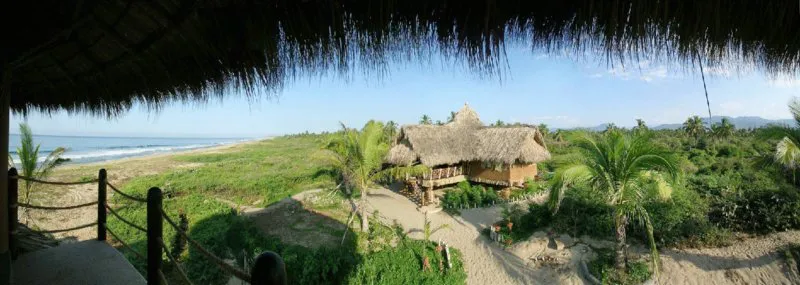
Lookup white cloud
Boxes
[589,61,670,83]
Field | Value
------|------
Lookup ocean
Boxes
[8,135,250,165]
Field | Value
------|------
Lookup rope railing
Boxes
[106,225,146,261]
[159,237,194,285]
[107,182,147,203]
[11,175,98,185]
[27,222,98,234]
[105,204,147,233]
[161,208,252,283]
[17,201,96,210]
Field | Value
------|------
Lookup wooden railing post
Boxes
[146,187,163,284]
[97,169,107,241]
[250,251,287,285]
[7,168,17,259]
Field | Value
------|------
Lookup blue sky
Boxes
[12,48,800,138]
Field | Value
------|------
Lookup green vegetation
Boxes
[107,132,465,285]
[548,131,677,273]
[10,123,67,202]
[146,135,334,206]
[441,181,499,210]
[589,249,651,285]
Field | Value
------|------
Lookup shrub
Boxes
[588,249,651,285]
[709,187,800,234]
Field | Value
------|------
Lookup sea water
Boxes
[8,134,251,164]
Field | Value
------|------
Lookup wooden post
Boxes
[7,168,17,259]
[251,251,287,285]
[147,187,163,284]
[97,169,107,241]
[1,67,10,283]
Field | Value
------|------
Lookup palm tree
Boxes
[384,120,399,140]
[761,98,800,184]
[494,120,505,127]
[435,120,444,126]
[420,115,432,125]
[634,119,648,133]
[683,116,706,138]
[324,121,390,232]
[548,131,678,273]
[10,123,67,203]
[603,123,619,133]
[446,111,457,123]
[537,124,550,137]
[711,117,735,139]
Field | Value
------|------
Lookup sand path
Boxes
[365,187,584,285]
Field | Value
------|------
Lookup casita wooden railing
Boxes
[7,168,285,285]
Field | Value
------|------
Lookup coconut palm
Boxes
[711,117,735,139]
[384,120,399,141]
[634,119,649,133]
[603,123,619,133]
[761,98,800,184]
[537,124,550,137]
[446,111,457,123]
[324,121,390,232]
[420,115,432,125]
[683,116,706,138]
[548,131,678,274]
[9,123,67,203]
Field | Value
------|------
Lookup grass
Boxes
[104,134,466,285]
[119,135,336,207]
[588,249,651,285]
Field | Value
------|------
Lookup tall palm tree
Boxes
[10,123,67,203]
[419,115,432,125]
[761,98,800,184]
[446,111,457,123]
[711,117,735,139]
[634,119,648,133]
[548,131,678,273]
[683,116,706,138]
[324,121,390,232]
[603,123,619,133]
[384,120,399,141]
[537,124,550,137]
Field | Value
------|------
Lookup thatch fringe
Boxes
[4,1,800,115]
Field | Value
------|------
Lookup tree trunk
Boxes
[614,213,629,271]
[360,193,369,232]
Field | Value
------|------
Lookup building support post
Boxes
[1,67,11,284]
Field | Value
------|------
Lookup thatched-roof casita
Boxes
[387,105,550,196]
[4,1,800,280]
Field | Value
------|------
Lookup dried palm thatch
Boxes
[475,127,551,165]
[387,105,550,166]
[3,1,800,116]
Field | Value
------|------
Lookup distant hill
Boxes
[652,116,793,130]
[578,116,792,131]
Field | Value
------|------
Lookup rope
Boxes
[28,222,97,234]
[696,53,713,128]
[159,237,194,285]
[161,209,251,283]
[18,201,96,210]
[106,205,147,233]
[107,182,148,203]
[11,175,98,185]
[106,225,146,261]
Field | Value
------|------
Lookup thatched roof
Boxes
[4,1,800,116]
[386,105,550,166]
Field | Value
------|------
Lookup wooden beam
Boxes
[0,66,11,283]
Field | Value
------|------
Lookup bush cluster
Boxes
[441,181,498,209]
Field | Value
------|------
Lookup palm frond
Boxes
[776,137,800,170]
[548,164,592,213]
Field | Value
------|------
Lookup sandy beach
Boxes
[17,138,266,242]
